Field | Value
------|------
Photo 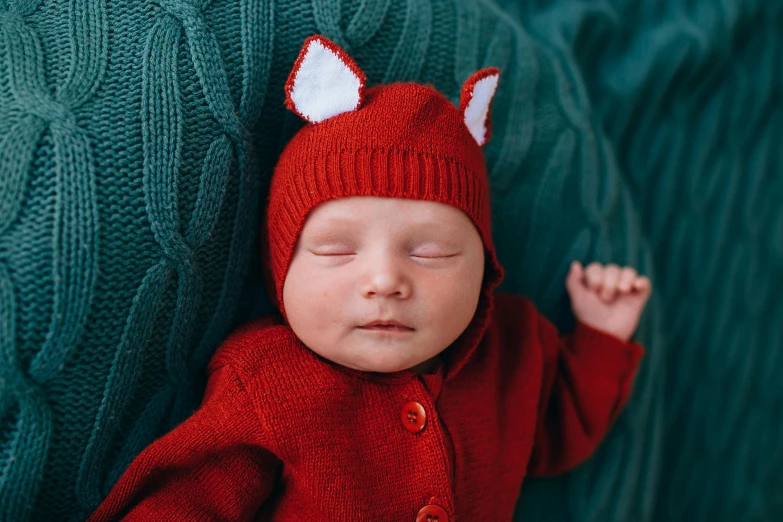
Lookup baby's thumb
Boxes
[565,261,584,296]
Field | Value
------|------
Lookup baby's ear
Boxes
[459,68,500,146]
[284,35,367,124]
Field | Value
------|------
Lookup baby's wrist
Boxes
[576,319,632,343]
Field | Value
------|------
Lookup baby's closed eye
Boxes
[310,249,356,256]
[410,250,459,258]
[408,239,461,258]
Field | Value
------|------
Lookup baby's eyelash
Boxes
[411,253,458,259]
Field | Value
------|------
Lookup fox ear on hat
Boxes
[460,67,500,146]
[284,35,367,124]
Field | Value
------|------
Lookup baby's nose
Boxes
[358,260,411,299]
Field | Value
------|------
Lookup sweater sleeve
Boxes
[526,313,645,477]
[87,363,281,522]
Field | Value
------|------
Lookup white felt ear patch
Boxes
[460,68,500,146]
[285,35,367,124]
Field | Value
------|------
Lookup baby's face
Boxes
[283,197,485,373]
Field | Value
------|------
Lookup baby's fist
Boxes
[566,261,652,342]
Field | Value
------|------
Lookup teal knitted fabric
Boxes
[0,0,780,521]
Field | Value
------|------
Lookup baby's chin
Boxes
[341,359,420,374]
[335,352,432,374]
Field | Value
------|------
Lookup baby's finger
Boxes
[633,276,652,292]
[566,261,584,293]
[601,264,621,300]
[584,262,604,291]
[618,267,638,292]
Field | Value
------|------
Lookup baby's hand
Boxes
[566,261,652,342]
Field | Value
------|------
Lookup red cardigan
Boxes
[88,294,644,521]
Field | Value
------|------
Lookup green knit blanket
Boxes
[1,0,781,520]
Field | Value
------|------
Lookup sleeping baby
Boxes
[89,35,651,522]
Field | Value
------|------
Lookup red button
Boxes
[401,401,427,433]
[416,504,448,522]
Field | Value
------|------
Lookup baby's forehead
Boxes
[304,197,471,231]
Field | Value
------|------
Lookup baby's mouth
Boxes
[357,320,415,332]
[359,325,414,332]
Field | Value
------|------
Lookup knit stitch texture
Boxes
[86,296,644,521]
[1,0,781,521]
[266,77,503,319]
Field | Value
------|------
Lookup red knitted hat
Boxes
[264,35,505,323]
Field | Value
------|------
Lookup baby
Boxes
[89,35,651,522]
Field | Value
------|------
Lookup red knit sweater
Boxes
[88,293,644,521]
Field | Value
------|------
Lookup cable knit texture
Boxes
[1,0,781,521]
[87,296,644,521]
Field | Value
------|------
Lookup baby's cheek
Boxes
[428,268,482,318]
[310,279,350,315]
[416,274,460,314]
[284,268,329,317]
[429,266,478,296]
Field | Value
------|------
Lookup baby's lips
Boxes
[358,319,415,330]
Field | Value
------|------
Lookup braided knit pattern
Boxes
[1,0,270,519]
[500,1,783,520]
[0,0,780,521]
[1,0,105,519]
